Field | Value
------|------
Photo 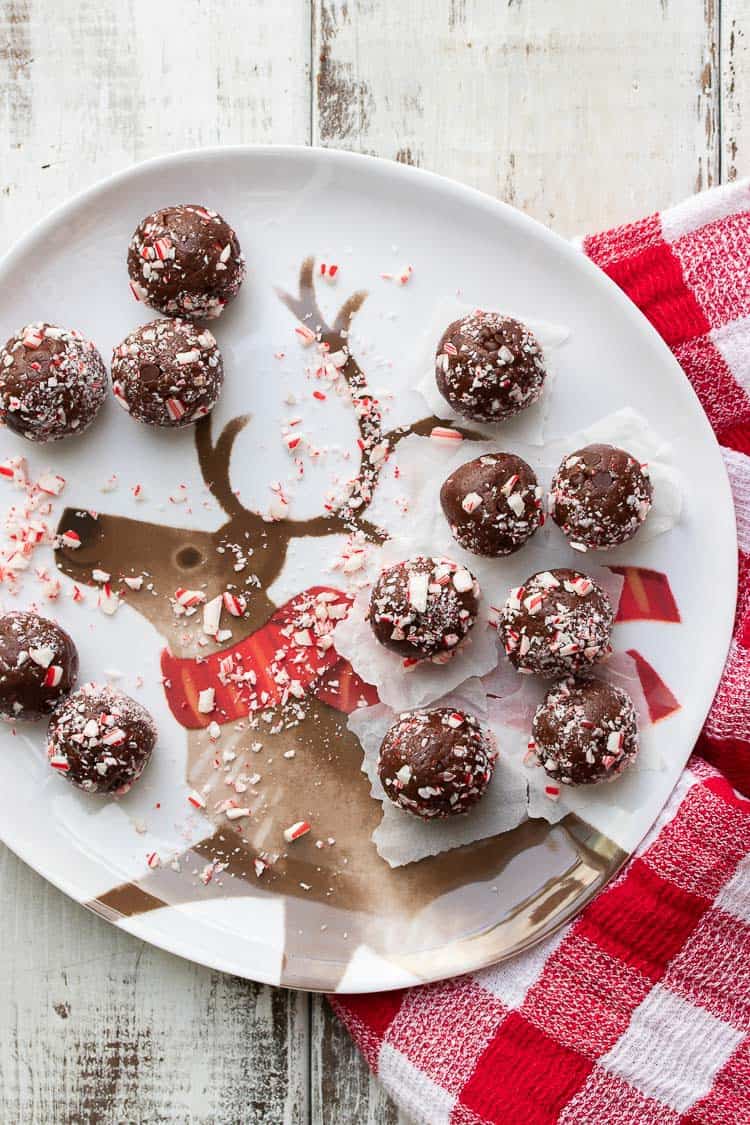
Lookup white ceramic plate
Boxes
[0,147,736,992]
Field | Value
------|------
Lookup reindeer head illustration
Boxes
[52,260,543,985]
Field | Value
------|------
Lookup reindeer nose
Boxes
[55,508,105,558]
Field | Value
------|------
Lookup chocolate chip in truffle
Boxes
[0,611,78,721]
[549,443,653,551]
[532,677,639,785]
[440,451,543,556]
[0,323,107,443]
[435,312,546,422]
[378,706,497,818]
[499,568,614,678]
[47,683,156,795]
[368,556,480,660]
[127,203,245,320]
[111,318,224,427]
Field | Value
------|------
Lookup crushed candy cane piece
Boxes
[197,687,215,714]
[283,820,311,843]
[203,595,223,636]
[36,473,66,496]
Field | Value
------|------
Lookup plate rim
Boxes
[0,144,738,992]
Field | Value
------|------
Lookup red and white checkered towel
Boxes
[332,181,750,1124]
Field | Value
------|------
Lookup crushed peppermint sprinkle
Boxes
[197,688,215,714]
[430,426,463,444]
[283,820,311,843]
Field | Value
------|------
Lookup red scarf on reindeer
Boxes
[161,585,378,728]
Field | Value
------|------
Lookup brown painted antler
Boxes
[276,258,391,543]
[195,413,255,522]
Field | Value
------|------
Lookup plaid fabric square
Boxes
[672,335,750,439]
[601,986,743,1113]
[681,1037,750,1124]
[558,1068,682,1125]
[378,1043,458,1124]
[478,929,566,1009]
[518,933,652,1057]
[458,1012,594,1124]
[385,978,507,1094]
[671,212,750,331]
[661,907,750,1032]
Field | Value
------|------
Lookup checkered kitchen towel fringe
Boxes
[331,180,750,1125]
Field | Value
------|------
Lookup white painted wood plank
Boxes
[721,0,750,180]
[0,846,309,1123]
[313,0,719,235]
[0,0,311,253]
[311,998,409,1125]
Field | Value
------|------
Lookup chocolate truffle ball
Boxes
[549,444,653,551]
[499,568,614,678]
[127,203,245,320]
[0,323,107,443]
[111,318,224,427]
[368,556,480,661]
[532,678,639,785]
[378,707,497,818]
[440,452,544,556]
[435,312,546,422]
[47,683,156,795]
[0,611,78,721]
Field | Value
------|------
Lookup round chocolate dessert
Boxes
[440,451,544,556]
[0,611,78,721]
[532,678,639,785]
[378,707,497,818]
[549,443,653,551]
[435,312,546,422]
[111,318,224,427]
[0,323,107,443]
[127,203,245,320]
[47,683,156,795]
[499,568,614,678]
[368,556,480,660]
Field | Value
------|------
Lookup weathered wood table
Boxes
[0,2,744,1120]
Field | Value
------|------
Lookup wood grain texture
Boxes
[0,846,310,1124]
[0,0,311,254]
[721,0,750,179]
[311,999,407,1125]
[0,0,739,1121]
[313,0,721,235]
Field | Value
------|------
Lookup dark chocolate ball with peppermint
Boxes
[499,568,614,678]
[0,323,107,443]
[378,707,497,818]
[47,683,156,795]
[368,556,480,660]
[127,203,246,320]
[0,611,78,722]
[549,443,653,551]
[111,318,224,427]
[440,452,543,556]
[532,678,639,786]
[435,312,546,422]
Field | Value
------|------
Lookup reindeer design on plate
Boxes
[54,260,620,988]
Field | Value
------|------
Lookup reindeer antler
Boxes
[195,414,252,521]
[277,259,486,547]
[277,259,389,543]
